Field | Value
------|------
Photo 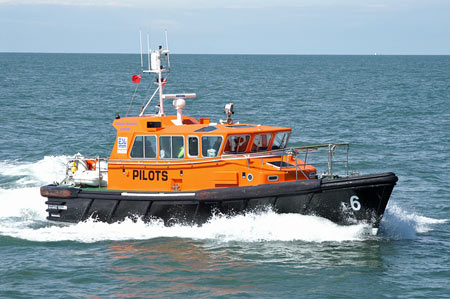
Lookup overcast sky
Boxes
[0,0,449,54]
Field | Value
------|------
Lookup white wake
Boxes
[0,156,447,243]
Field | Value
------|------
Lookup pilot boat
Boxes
[40,37,397,233]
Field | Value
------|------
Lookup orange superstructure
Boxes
[107,114,316,192]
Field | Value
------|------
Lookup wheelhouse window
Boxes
[159,136,185,159]
[223,135,251,154]
[272,131,290,150]
[188,136,199,157]
[251,133,272,152]
[201,136,222,157]
[130,135,156,159]
[144,136,157,158]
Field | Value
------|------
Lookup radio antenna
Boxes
[165,29,170,68]
[147,33,151,71]
[139,30,143,69]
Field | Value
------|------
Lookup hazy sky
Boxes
[0,0,449,54]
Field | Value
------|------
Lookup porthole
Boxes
[268,175,279,182]
[247,173,253,181]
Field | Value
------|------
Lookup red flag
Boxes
[132,75,141,84]
[162,78,167,87]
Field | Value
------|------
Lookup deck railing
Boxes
[61,155,108,187]
[107,143,351,180]
[281,143,350,180]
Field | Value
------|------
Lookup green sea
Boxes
[0,53,449,298]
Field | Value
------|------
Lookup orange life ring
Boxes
[86,160,96,170]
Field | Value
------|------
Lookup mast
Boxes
[139,33,196,118]
[141,44,168,116]
[158,52,164,115]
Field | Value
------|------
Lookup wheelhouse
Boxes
[110,117,291,161]
[106,113,305,191]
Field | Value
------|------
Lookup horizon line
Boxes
[1,51,449,56]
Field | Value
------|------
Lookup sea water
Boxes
[0,53,449,298]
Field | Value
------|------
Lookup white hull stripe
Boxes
[121,192,196,197]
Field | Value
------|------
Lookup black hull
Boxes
[41,173,397,228]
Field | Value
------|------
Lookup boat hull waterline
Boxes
[41,172,397,228]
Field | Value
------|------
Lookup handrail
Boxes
[107,143,350,180]
[286,143,350,179]
[63,155,109,188]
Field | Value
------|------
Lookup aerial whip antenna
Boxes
[139,30,144,69]
[147,33,151,71]
[165,29,170,69]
